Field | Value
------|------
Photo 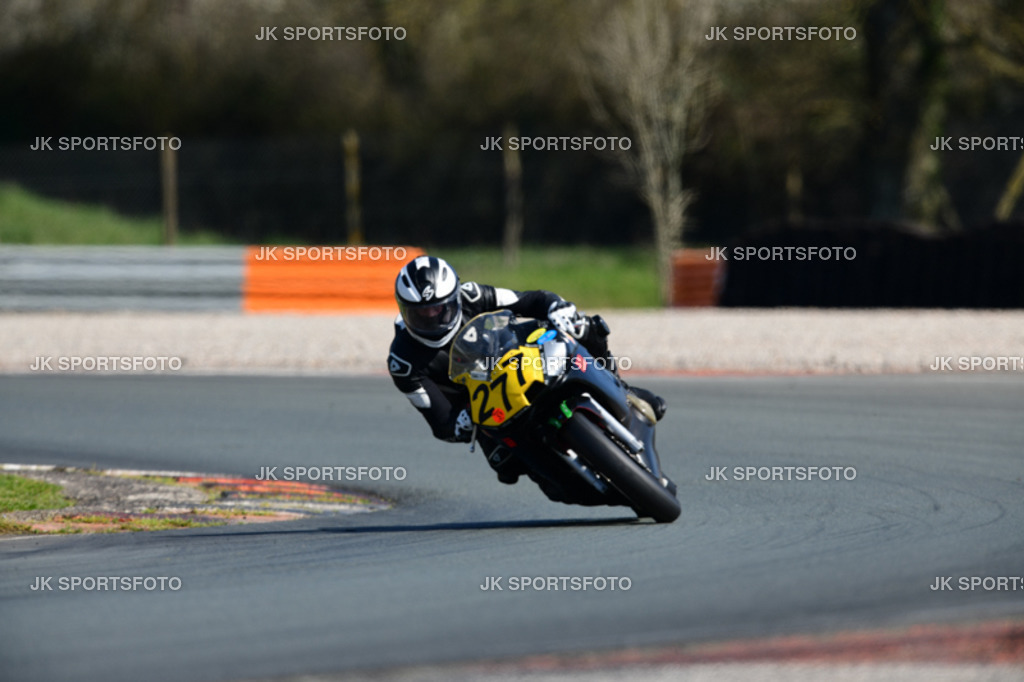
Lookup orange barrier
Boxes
[243,246,424,313]
[671,248,726,307]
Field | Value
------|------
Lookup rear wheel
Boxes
[562,415,681,523]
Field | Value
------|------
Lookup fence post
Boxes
[502,121,524,268]
[161,144,178,245]
[343,129,364,245]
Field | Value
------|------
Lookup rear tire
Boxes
[562,415,681,523]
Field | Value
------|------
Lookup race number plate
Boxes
[466,346,544,427]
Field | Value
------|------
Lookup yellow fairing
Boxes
[454,346,545,427]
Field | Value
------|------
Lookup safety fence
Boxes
[0,246,420,312]
[242,246,423,312]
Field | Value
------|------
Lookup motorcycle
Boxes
[448,310,680,523]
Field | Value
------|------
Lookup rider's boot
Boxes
[485,444,527,484]
[626,385,668,422]
[586,315,667,422]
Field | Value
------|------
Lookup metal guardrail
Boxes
[0,246,245,311]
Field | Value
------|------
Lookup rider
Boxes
[387,255,666,488]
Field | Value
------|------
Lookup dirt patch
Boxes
[1,464,390,535]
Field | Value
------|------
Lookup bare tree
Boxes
[957,0,1024,220]
[575,0,716,305]
[896,0,961,232]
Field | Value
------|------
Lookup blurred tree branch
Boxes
[956,0,1024,220]
[900,0,961,232]
[574,0,716,305]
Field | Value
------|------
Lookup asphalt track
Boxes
[1,374,1023,682]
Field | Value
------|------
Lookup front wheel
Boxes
[562,415,681,523]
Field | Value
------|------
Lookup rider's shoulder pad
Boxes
[460,281,483,302]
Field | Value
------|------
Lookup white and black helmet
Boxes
[395,256,462,347]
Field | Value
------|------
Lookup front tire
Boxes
[562,415,681,523]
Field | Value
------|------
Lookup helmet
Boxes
[395,256,462,347]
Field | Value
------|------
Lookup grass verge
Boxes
[0,473,73,513]
[0,518,38,535]
[0,183,228,245]
[54,515,226,533]
[436,246,660,309]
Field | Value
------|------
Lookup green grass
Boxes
[199,508,277,518]
[60,514,226,532]
[0,474,74,513]
[0,518,38,534]
[124,474,182,487]
[0,183,228,245]
[436,246,660,309]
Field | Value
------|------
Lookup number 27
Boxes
[473,372,513,423]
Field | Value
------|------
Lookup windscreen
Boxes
[448,311,521,381]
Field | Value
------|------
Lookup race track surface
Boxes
[1,375,1022,681]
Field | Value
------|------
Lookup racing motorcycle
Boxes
[448,310,680,523]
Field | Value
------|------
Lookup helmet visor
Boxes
[401,297,461,340]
